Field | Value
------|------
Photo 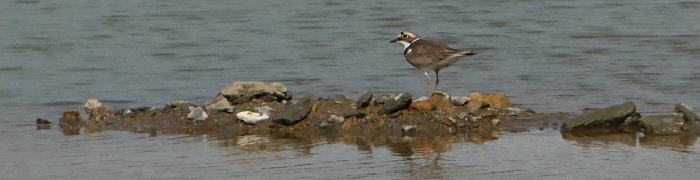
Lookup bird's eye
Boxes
[401,34,410,39]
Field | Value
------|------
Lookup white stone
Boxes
[327,115,345,124]
[84,99,102,110]
[236,111,270,124]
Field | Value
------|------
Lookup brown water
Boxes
[2,0,700,179]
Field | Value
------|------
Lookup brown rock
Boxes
[84,99,116,126]
[483,93,513,109]
[409,101,434,111]
[465,92,486,110]
[59,111,85,127]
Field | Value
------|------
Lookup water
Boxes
[2,0,700,179]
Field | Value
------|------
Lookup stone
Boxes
[166,100,197,108]
[451,96,470,106]
[561,101,636,130]
[465,92,486,110]
[491,119,500,126]
[639,115,685,135]
[326,115,345,124]
[457,112,469,120]
[378,93,412,115]
[84,99,116,125]
[36,118,51,125]
[622,113,642,125]
[220,81,293,105]
[236,111,270,124]
[675,103,699,122]
[427,91,455,113]
[483,93,513,109]
[356,90,373,109]
[342,110,366,119]
[59,111,84,127]
[273,95,318,126]
[187,106,208,122]
[504,107,522,116]
[255,106,274,116]
[401,125,417,133]
[205,94,235,113]
[409,101,434,111]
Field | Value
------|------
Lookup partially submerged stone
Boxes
[36,118,51,125]
[84,99,116,125]
[639,115,685,135]
[675,103,699,122]
[378,93,412,115]
[562,101,636,130]
[236,111,270,124]
[273,95,318,126]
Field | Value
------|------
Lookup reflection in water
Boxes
[562,127,698,151]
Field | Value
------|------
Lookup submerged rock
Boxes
[220,81,292,105]
[356,90,373,109]
[236,111,270,124]
[36,118,51,125]
[562,101,636,130]
[273,95,318,126]
[639,115,685,135]
[378,93,412,115]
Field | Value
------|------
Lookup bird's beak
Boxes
[389,37,399,43]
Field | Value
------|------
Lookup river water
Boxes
[2,0,699,179]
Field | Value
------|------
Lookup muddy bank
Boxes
[43,81,700,153]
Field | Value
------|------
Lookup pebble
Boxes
[504,107,522,116]
[237,111,270,124]
[451,96,470,106]
[36,118,51,125]
[327,115,345,124]
[491,119,500,126]
[401,125,417,133]
[255,106,274,116]
[457,112,469,120]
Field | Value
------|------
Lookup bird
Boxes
[389,30,476,97]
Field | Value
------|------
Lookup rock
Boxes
[326,115,345,124]
[36,118,51,125]
[187,106,208,122]
[561,101,636,130]
[457,112,468,120]
[483,93,513,109]
[205,94,235,113]
[504,107,522,116]
[465,92,486,110]
[427,92,455,113]
[675,103,699,122]
[413,96,429,102]
[273,95,318,126]
[342,110,366,119]
[236,111,270,124]
[256,106,274,116]
[333,95,348,103]
[378,93,412,115]
[451,96,470,106]
[166,100,197,108]
[401,125,417,133]
[491,119,500,126]
[639,115,685,135]
[59,111,84,127]
[84,99,116,125]
[220,81,293,105]
[622,113,642,125]
[409,101,434,111]
[356,90,373,109]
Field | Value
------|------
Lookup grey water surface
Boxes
[1,0,699,179]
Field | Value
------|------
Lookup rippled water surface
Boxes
[2,0,700,179]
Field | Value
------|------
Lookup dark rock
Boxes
[562,101,636,130]
[622,113,642,125]
[388,111,403,118]
[220,81,292,105]
[342,110,366,119]
[205,94,235,113]
[378,93,412,115]
[356,90,373,109]
[675,103,699,122]
[36,118,51,125]
[273,95,318,126]
[333,94,348,103]
[639,115,685,135]
[59,111,84,127]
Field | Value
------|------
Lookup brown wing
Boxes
[404,40,458,67]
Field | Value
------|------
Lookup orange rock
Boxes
[428,92,455,114]
[465,99,485,110]
[468,92,484,101]
[409,101,434,111]
[483,93,513,109]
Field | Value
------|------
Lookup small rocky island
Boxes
[42,81,699,148]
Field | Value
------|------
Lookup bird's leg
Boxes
[424,71,431,97]
[434,69,440,93]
